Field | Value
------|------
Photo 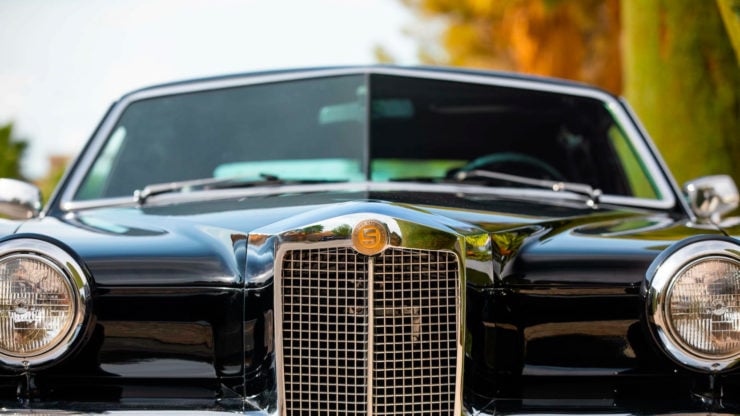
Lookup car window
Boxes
[76,75,367,200]
[367,75,660,198]
[74,74,661,201]
[607,124,659,199]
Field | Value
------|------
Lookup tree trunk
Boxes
[622,1,740,188]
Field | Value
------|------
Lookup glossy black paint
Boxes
[3,185,736,412]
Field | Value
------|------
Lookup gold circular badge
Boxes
[352,220,388,256]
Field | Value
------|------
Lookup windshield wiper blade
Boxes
[133,173,349,205]
[134,173,283,204]
[455,169,602,206]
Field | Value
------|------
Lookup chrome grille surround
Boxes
[275,241,461,416]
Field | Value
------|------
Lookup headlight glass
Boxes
[0,254,76,357]
[668,257,740,357]
[647,239,740,372]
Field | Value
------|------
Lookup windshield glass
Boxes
[75,73,660,201]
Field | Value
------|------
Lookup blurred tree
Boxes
[397,0,740,187]
[717,0,740,65]
[374,45,398,64]
[623,1,740,186]
[36,155,69,203]
[400,0,622,94]
[0,123,28,180]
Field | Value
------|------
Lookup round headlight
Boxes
[647,238,740,372]
[0,238,90,368]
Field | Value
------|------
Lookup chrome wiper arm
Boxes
[455,169,602,206]
[134,173,282,204]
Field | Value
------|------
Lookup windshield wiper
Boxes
[134,173,343,204]
[455,169,602,207]
[134,174,281,204]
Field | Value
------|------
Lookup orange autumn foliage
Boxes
[403,0,622,94]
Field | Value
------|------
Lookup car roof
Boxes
[121,65,614,101]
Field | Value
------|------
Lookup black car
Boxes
[0,66,739,415]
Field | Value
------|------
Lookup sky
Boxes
[0,0,419,179]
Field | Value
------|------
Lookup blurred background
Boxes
[1,0,739,202]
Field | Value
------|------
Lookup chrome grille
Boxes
[373,249,458,415]
[279,246,459,416]
[281,247,370,415]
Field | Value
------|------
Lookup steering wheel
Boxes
[458,152,566,181]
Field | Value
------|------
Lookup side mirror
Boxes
[0,178,42,219]
[683,175,739,222]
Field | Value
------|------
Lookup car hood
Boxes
[15,189,721,287]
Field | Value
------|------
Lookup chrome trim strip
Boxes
[59,67,676,212]
[61,181,666,213]
[601,100,674,209]
[0,238,91,368]
[454,251,464,416]
[367,256,375,416]
[619,98,692,218]
[273,243,286,416]
[273,241,288,416]
[646,238,740,372]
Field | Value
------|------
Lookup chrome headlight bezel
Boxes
[0,237,91,369]
[646,237,740,372]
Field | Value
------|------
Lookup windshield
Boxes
[75,73,660,201]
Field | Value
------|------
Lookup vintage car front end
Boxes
[0,67,739,415]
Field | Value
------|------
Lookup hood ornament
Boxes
[351,220,389,256]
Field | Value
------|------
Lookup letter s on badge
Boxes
[351,220,389,256]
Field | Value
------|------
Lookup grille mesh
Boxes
[281,247,369,415]
[280,246,459,416]
[373,249,458,415]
